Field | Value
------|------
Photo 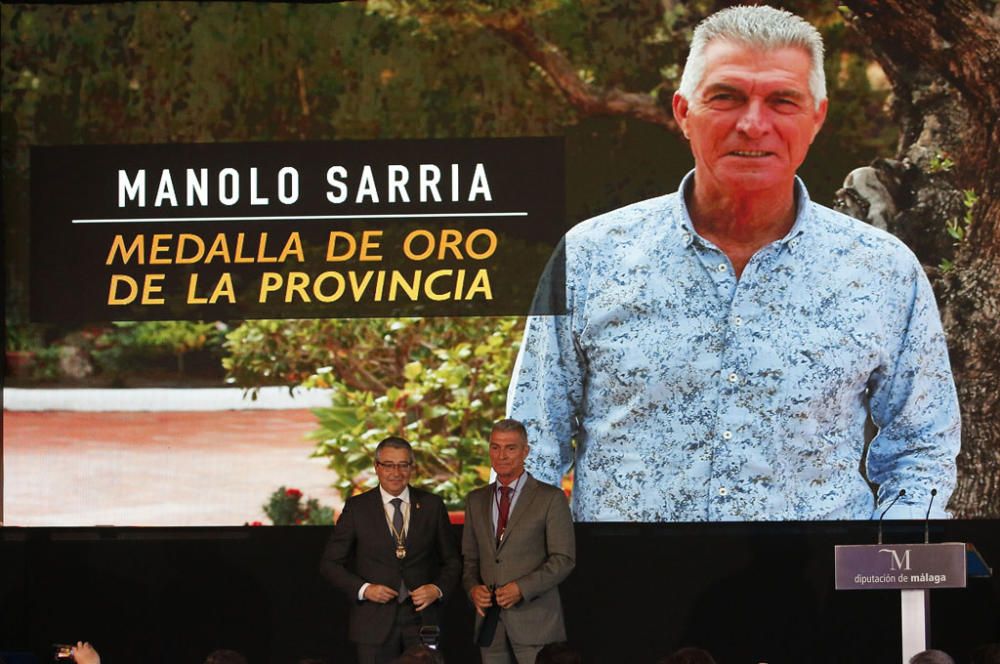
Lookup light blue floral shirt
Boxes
[508,172,960,522]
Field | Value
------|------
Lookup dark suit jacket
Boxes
[462,473,575,646]
[320,486,461,645]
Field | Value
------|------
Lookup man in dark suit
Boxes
[321,436,461,664]
[463,419,576,664]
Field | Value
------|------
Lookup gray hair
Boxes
[375,436,414,463]
[677,5,827,109]
[491,418,528,443]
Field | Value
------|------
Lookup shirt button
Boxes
[790,238,800,248]
[718,487,728,496]
[717,263,727,272]
[722,430,733,440]
[727,372,739,383]
[733,316,743,326]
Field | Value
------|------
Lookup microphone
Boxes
[877,488,906,545]
[923,488,938,544]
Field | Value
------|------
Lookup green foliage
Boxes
[945,218,967,242]
[92,320,227,376]
[262,486,335,525]
[929,153,955,173]
[3,2,576,194]
[223,316,522,507]
[4,322,58,380]
[224,318,470,393]
[120,321,223,354]
[4,322,44,352]
[296,317,522,509]
[222,319,321,390]
[945,189,977,243]
[962,188,979,212]
[939,189,977,273]
[29,346,62,381]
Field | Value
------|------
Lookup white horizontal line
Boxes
[71,212,530,224]
[3,386,335,412]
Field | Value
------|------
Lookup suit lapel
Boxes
[481,483,497,552]
[365,487,395,549]
[407,487,426,542]
[496,474,537,553]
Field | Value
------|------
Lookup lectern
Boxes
[835,541,992,663]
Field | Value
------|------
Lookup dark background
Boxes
[3,521,997,664]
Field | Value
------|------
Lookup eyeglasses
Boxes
[376,461,413,472]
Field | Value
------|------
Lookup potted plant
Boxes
[5,323,42,378]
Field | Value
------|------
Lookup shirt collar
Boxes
[674,169,812,253]
[379,485,410,505]
[497,471,527,492]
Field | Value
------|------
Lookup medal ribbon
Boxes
[386,497,408,554]
[388,497,409,603]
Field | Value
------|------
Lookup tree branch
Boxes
[844,0,1000,113]
[476,12,678,133]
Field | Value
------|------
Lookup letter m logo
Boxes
[878,548,912,571]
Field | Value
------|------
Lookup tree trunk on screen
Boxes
[842,0,1000,518]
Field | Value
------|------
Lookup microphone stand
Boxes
[923,489,938,544]
[877,488,906,545]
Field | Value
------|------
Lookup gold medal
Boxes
[396,545,407,560]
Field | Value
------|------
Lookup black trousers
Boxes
[355,602,422,664]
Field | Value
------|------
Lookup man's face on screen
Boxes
[674,39,827,197]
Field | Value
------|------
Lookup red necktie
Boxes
[496,485,511,544]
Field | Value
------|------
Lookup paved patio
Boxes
[2,408,343,526]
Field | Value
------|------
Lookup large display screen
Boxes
[2,2,986,525]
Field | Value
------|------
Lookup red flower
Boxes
[285,488,303,499]
[248,521,263,527]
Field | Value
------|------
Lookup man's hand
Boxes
[495,582,522,609]
[410,584,441,612]
[363,584,399,603]
[470,584,494,616]
[71,641,101,664]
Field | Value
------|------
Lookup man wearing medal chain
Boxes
[463,419,576,663]
[321,436,461,664]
